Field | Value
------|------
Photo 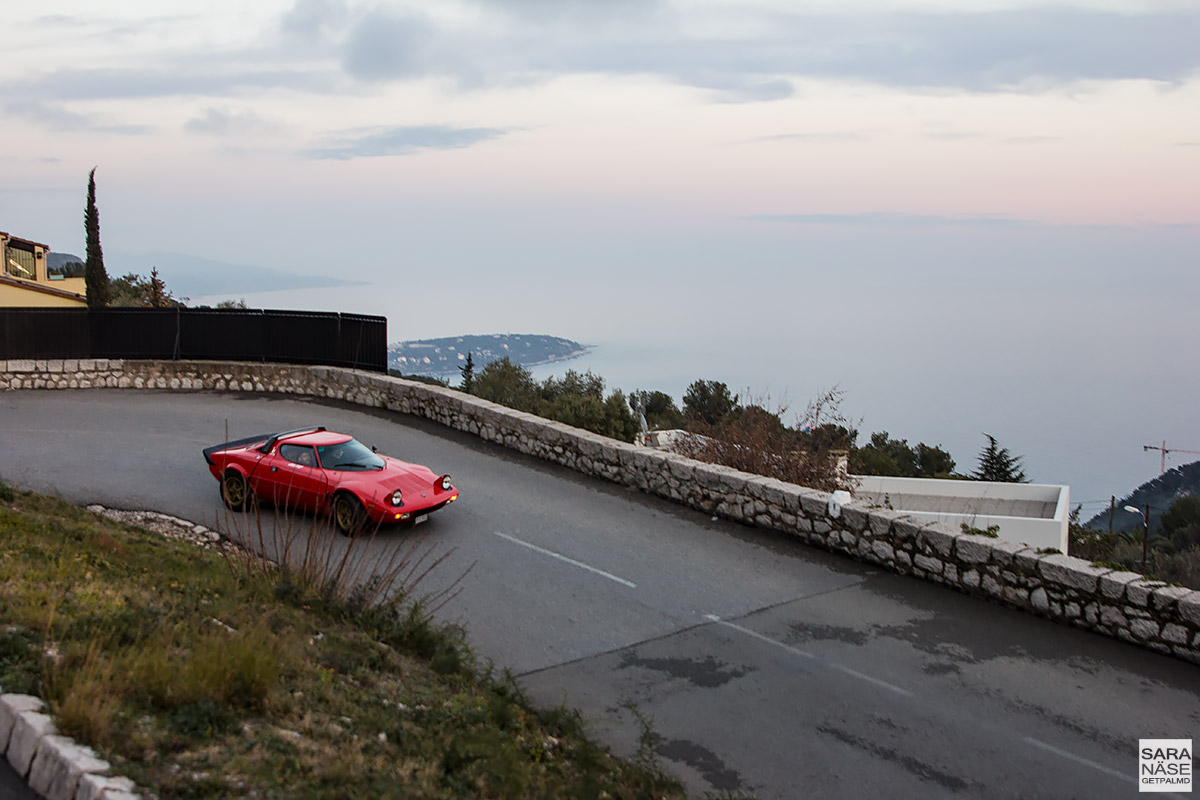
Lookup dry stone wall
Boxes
[4,358,1199,665]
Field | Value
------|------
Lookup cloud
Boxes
[822,9,1200,90]
[340,10,434,82]
[738,131,875,145]
[5,101,149,134]
[1001,135,1063,145]
[709,79,795,104]
[746,212,1035,228]
[281,0,348,39]
[11,3,1200,107]
[302,124,508,159]
[7,66,337,102]
[469,0,659,20]
[926,132,986,141]
[6,101,90,130]
[325,5,1199,101]
[184,108,283,136]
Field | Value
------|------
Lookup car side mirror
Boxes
[372,445,378,453]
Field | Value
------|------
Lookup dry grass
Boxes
[1070,528,1200,590]
[217,490,469,615]
[676,387,856,494]
[0,482,686,799]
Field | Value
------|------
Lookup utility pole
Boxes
[1143,441,1200,474]
[1123,503,1153,573]
[1142,502,1150,573]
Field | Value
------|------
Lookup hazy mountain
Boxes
[1084,460,1200,533]
[47,252,84,271]
[390,334,588,375]
[107,251,363,299]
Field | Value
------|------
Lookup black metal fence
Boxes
[0,308,387,372]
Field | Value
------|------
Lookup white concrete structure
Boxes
[849,475,1070,552]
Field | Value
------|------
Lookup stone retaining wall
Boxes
[0,693,138,800]
[4,358,1198,665]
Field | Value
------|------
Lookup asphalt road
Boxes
[0,761,36,800]
[1,389,1196,799]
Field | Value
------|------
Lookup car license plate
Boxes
[415,514,429,525]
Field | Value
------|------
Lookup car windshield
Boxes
[316,439,385,471]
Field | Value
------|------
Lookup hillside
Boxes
[0,485,684,799]
[1084,459,1200,533]
[47,251,358,299]
[47,252,83,271]
[389,334,588,376]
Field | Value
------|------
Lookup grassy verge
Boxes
[0,483,684,799]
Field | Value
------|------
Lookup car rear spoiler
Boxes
[202,426,326,466]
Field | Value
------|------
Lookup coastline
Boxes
[399,345,593,378]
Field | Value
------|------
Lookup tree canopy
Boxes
[1160,495,1200,550]
[468,359,637,441]
[682,380,738,426]
[851,432,957,478]
[109,269,183,307]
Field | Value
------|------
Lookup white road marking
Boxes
[1023,737,1149,789]
[710,611,1157,789]
[493,531,637,589]
[703,614,913,698]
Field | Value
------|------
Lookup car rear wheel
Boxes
[332,493,364,537]
[221,470,251,512]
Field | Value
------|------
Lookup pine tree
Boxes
[148,267,167,307]
[83,168,110,307]
[459,351,475,393]
[972,434,1028,483]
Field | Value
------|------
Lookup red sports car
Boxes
[203,427,458,535]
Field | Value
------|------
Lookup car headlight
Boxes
[390,489,403,506]
[440,475,452,491]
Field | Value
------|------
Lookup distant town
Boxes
[388,334,589,376]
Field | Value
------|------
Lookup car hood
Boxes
[331,455,440,493]
[327,455,452,510]
[378,455,438,484]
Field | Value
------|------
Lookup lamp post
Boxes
[1123,503,1151,573]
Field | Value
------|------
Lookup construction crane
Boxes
[1143,441,1200,474]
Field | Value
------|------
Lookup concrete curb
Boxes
[0,694,139,800]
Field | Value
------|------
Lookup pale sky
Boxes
[2,0,1198,504]
[5,0,1198,250]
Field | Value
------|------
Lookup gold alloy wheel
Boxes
[334,494,361,535]
[222,471,246,510]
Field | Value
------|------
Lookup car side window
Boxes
[279,444,316,467]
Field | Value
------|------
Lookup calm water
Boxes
[194,255,1198,518]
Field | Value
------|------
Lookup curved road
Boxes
[1,390,1196,799]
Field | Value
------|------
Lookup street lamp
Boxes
[1123,504,1151,572]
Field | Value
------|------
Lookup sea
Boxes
[190,273,1198,521]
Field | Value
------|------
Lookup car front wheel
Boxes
[221,470,251,512]
[332,493,365,537]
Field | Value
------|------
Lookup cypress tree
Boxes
[84,167,110,307]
